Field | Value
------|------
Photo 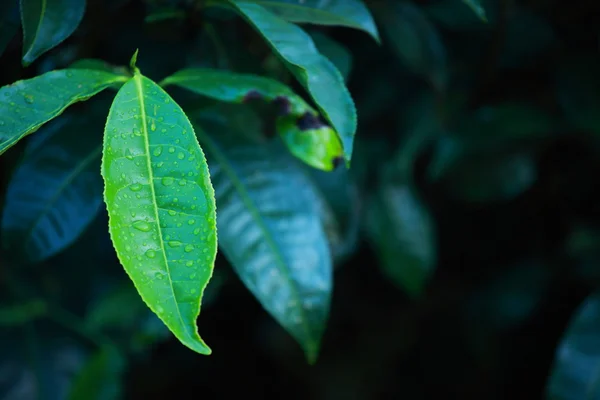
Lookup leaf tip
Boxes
[129,49,140,72]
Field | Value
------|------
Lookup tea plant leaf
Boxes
[547,292,600,400]
[226,0,357,164]
[0,69,128,155]
[1,116,103,264]
[161,68,343,170]
[365,182,436,298]
[0,0,20,57]
[247,0,379,42]
[101,71,217,355]
[196,115,332,363]
[20,0,86,65]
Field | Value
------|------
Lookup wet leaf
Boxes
[547,292,600,400]
[162,68,343,170]
[248,0,379,42]
[196,114,332,363]
[0,69,128,155]
[1,115,103,264]
[101,71,217,355]
[226,0,357,165]
[20,0,86,65]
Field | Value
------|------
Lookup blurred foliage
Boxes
[1,0,600,399]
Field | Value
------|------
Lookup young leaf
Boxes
[161,68,343,170]
[547,292,600,400]
[101,72,217,355]
[246,0,380,42]
[226,0,357,165]
[20,0,86,65]
[1,115,103,264]
[195,115,332,363]
[0,69,128,155]
[365,181,436,298]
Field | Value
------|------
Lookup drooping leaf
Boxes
[67,348,125,400]
[378,1,447,90]
[0,69,128,155]
[245,0,379,42]
[20,0,87,65]
[365,181,436,298]
[0,0,20,57]
[101,71,217,355]
[310,31,353,81]
[547,292,600,400]
[162,68,343,170]
[195,114,332,363]
[225,0,357,164]
[1,115,103,264]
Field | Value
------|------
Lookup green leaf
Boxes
[67,348,125,400]
[462,0,487,22]
[0,69,128,155]
[162,68,343,171]
[226,0,357,164]
[195,114,332,363]
[547,292,600,400]
[1,115,103,264]
[378,1,447,90]
[69,58,131,78]
[0,0,20,57]
[365,181,436,298]
[310,31,353,81]
[244,0,379,42]
[20,0,86,65]
[101,72,217,355]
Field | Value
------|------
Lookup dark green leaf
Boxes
[101,71,217,355]
[378,1,446,90]
[20,0,87,65]
[462,0,487,22]
[365,181,436,298]
[196,114,332,363]
[67,348,125,400]
[0,0,20,57]
[547,292,600,400]
[244,0,379,42]
[310,31,353,81]
[1,115,103,264]
[0,69,128,155]
[226,0,357,164]
[69,58,131,78]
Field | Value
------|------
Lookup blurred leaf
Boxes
[500,10,554,69]
[245,0,379,42]
[0,300,46,326]
[196,114,332,364]
[310,31,353,81]
[0,69,128,155]
[0,0,19,57]
[162,68,343,170]
[20,0,86,65]
[462,0,487,22]
[226,0,357,164]
[101,72,216,355]
[426,0,489,30]
[67,348,125,400]
[69,58,131,78]
[365,180,436,298]
[378,1,446,90]
[556,54,600,136]
[1,115,103,264]
[547,292,600,400]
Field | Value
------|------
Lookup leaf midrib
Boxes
[199,130,314,350]
[133,73,188,334]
